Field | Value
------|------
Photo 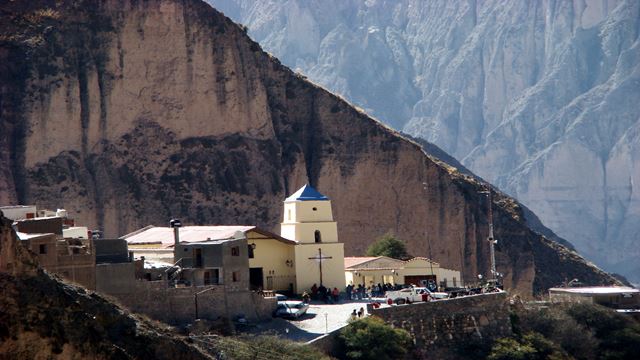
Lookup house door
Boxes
[404,275,437,290]
[249,268,263,290]
[203,271,211,285]
[193,248,202,267]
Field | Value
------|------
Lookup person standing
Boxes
[318,284,328,303]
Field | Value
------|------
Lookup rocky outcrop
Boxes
[0,0,619,295]
[0,211,212,359]
[211,0,640,284]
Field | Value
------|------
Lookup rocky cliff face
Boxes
[210,0,640,284]
[0,0,619,295]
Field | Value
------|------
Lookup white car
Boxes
[273,300,309,319]
[386,286,448,304]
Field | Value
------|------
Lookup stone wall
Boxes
[369,292,511,359]
[101,279,275,325]
[96,262,136,294]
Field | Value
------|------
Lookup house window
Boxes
[213,269,220,284]
[248,244,255,258]
[312,207,317,211]
[232,271,239,282]
[39,244,47,254]
[314,230,322,243]
[231,246,240,256]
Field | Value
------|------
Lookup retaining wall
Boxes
[368,292,511,359]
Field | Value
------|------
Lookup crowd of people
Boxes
[302,282,404,303]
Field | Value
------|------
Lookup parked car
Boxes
[386,286,448,304]
[273,300,309,319]
[275,293,288,302]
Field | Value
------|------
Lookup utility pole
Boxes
[423,182,436,290]
[480,189,497,282]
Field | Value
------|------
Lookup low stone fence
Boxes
[103,280,276,325]
[368,292,511,359]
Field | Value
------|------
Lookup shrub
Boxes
[488,333,571,360]
[212,335,329,360]
[566,303,640,360]
[338,316,413,360]
[517,307,596,359]
[488,337,537,360]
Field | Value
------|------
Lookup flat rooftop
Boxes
[549,286,639,295]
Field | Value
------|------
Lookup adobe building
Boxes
[11,212,97,290]
[549,286,640,309]
[123,184,346,295]
[345,256,463,290]
[121,225,277,323]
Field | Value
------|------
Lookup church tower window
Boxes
[315,230,322,243]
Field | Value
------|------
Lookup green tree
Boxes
[488,337,537,360]
[338,316,413,360]
[366,233,410,260]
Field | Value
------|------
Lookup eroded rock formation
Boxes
[0,0,619,294]
[210,0,640,284]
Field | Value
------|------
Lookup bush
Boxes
[337,316,413,360]
[366,233,410,260]
[566,303,640,360]
[511,303,640,360]
[516,307,596,359]
[488,333,570,360]
[212,335,330,360]
[488,337,537,360]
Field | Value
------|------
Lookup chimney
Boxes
[169,218,182,245]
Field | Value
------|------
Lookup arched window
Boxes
[314,230,322,243]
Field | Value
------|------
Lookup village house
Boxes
[345,256,463,291]
[549,286,640,309]
[3,207,97,290]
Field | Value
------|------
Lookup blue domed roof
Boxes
[285,184,329,202]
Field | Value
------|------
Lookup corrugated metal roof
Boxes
[16,231,55,240]
[122,226,255,248]
[549,286,639,295]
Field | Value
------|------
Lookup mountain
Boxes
[0,0,619,295]
[209,0,640,284]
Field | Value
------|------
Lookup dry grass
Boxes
[24,8,61,24]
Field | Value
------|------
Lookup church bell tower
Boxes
[281,184,345,293]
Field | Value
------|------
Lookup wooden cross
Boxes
[308,248,332,286]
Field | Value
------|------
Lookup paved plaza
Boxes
[243,298,389,342]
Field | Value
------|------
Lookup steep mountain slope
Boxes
[0,213,212,359]
[210,0,640,284]
[0,0,618,295]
